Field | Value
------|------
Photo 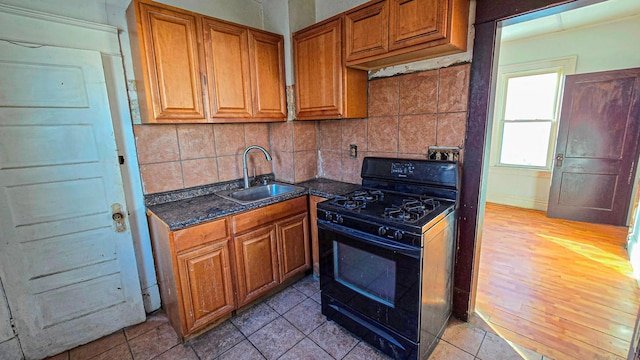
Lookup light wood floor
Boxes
[476,203,640,360]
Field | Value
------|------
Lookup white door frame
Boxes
[0,3,160,315]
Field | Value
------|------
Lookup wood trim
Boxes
[456,0,581,321]
[232,196,307,234]
[309,195,328,277]
[146,211,185,337]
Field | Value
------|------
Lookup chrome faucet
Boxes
[242,145,272,188]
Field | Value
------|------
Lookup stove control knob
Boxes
[378,227,387,236]
[393,230,403,241]
[336,215,344,224]
[325,212,333,221]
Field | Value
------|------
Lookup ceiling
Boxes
[500,0,640,42]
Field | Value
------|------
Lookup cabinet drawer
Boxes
[173,218,229,252]
[232,196,307,234]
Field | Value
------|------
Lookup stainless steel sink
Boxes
[217,183,303,204]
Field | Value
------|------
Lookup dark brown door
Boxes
[547,68,640,225]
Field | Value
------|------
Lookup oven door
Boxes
[318,220,421,342]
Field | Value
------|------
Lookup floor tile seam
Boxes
[244,312,283,338]
[441,331,486,358]
[305,324,361,360]
[188,341,203,360]
[221,327,249,356]
[274,335,331,360]
[125,338,135,360]
[245,314,307,358]
[478,327,554,360]
[124,322,167,342]
[265,293,309,316]
[340,340,364,360]
[150,342,196,360]
[80,330,128,360]
[281,305,326,335]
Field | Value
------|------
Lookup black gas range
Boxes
[317,157,458,360]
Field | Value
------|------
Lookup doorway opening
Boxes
[473,0,640,358]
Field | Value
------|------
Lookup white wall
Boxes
[486,14,640,210]
[315,0,367,21]
[159,0,263,28]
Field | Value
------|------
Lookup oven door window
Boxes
[334,242,396,307]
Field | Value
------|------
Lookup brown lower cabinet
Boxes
[147,195,310,339]
[232,196,310,307]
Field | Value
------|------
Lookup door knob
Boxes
[555,154,564,167]
[111,203,127,233]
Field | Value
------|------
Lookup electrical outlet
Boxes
[428,146,460,161]
[349,144,358,158]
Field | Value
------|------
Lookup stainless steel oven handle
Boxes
[318,220,420,257]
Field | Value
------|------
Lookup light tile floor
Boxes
[47,275,550,360]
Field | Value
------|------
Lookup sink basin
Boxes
[218,183,303,204]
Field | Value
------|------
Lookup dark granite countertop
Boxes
[147,178,359,231]
[297,178,361,199]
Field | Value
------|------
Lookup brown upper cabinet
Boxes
[345,0,470,70]
[293,16,368,120]
[127,0,286,124]
[128,3,206,123]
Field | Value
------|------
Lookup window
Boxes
[492,57,576,169]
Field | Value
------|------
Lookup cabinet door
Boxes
[248,31,287,120]
[276,213,310,282]
[138,3,206,122]
[345,1,389,62]
[234,226,279,306]
[293,18,343,119]
[176,239,235,333]
[388,0,449,50]
[202,18,253,118]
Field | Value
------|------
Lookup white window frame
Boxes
[490,56,577,171]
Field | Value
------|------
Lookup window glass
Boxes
[500,122,552,167]
[504,73,558,121]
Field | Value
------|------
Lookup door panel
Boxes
[177,240,235,332]
[548,68,640,225]
[389,0,446,50]
[248,30,286,119]
[233,226,279,306]
[345,1,389,62]
[139,3,206,121]
[277,213,310,282]
[203,18,252,118]
[293,18,343,118]
[0,43,144,359]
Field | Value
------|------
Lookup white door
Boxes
[0,42,145,359]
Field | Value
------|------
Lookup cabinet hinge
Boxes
[629,161,636,185]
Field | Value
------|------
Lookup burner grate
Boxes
[331,189,384,210]
[383,197,441,223]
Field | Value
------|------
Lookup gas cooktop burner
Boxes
[334,198,364,209]
[383,197,441,223]
[331,189,384,209]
